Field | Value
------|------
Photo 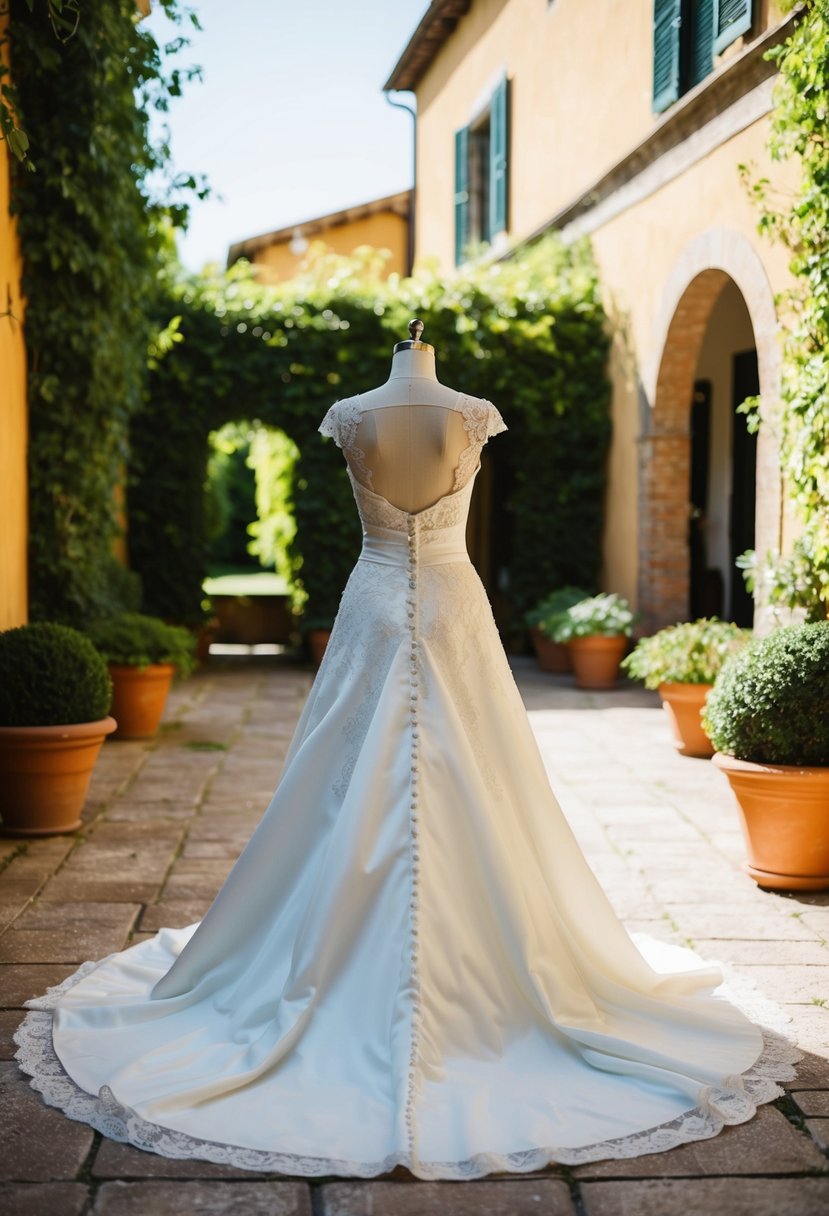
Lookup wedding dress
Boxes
[15,390,798,1181]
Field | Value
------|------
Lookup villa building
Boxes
[385,0,798,629]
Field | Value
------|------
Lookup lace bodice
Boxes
[319,392,507,530]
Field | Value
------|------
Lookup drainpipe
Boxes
[385,91,417,276]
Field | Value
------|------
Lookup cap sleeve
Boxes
[486,401,507,438]
[318,400,341,445]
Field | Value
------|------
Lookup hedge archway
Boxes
[131,240,613,636]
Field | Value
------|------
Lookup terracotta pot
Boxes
[658,682,714,758]
[307,629,331,668]
[568,635,628,689]
[712,751,829,891]
[529,626,572,673]
[108,663,176,739]
[0,717,117,836]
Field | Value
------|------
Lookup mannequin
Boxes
[345,320,472,514]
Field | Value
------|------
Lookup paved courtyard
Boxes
[1,655,827,1215]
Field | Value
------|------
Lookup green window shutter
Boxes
[690,0,714,87]
[488,75,509,239]
[454,125,469,266]
[713,0,752,55]
[652,0,682,113]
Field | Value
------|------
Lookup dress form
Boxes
[348,321,470,515]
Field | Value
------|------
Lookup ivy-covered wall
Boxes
[133,239,612,635]
[8,0,202,626]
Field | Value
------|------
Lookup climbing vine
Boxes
[8,0,206,625]
[133,237,612,633]
[744,0,829,615]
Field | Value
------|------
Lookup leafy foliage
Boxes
[8,0,206,626]
[703,622,829,765]
[737,540,827,624]
[741,0,829,616]
[85,612,196,676]
[550,593,634,642]
[0,622,112,726]
[525,586,592,633]
[134,236,612,629]
[621,618,750,690]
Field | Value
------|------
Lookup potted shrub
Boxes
[622,618,750,757]
[525,586,590,672]
[551,593,635,689]
[86,612,196,739]
[0,623,116,835]
[704,621,829,891]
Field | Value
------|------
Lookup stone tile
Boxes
[318,1180,575,1215]
[0,906,139,963]
[0,1062,93,1181]
[806,1118,829,1151]
[5,840,76,876]
[793,1090,829,1117]
[783,1004,829,1051]
[666,909,821,941]
[646,878,762,905]
[93,1181,312,1214]
[579,1177,829,1216]
[180,840,245,860]
[39,877,160,904]
[161,875,226,901]
[789,1049,829,1089]
[0,1009,24,1058]
[0,904,26,934]
[111,786,205,809]
[689,939,829,965]
[139,900,212,932]
[572,1106,826,1178]
[0,964,75,1007]
[0,1182,89,1215]
[732,965,828,1005]
[105,802,196,823]
[0,878,44,903]
[13,901,137,931]
[92,1139,262,1179]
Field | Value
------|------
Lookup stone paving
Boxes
[0,655,827,1216]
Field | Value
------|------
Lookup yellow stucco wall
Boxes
[410,0,795,613]
[590,117,796,605]
[415,0,787,271]
[251,210,408,283]
[0,23,28,631]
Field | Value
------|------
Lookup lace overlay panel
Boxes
[452,396,507,492]
[320,395,507,508]
[319,397,374,490]
[14,960,801,1181]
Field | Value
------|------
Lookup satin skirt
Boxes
[16,546,794,1178]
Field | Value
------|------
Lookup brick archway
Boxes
[638,229,781,632]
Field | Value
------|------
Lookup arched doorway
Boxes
[639,230,781,632]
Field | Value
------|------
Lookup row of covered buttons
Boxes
[404,514,420,1153]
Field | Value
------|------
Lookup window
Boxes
[652,0,752,114]
[454,75,509,266]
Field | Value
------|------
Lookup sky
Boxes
[144,0,430,272]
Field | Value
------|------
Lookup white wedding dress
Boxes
[15,392,798,1180]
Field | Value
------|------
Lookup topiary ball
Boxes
[704,621,829,766]
[0,622,113,727]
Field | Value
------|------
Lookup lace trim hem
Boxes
[13,958,801,1181]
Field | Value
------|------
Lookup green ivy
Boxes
[8,0,205,626]
[132,238,612,632]
[743,0,829,614]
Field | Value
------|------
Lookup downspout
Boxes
[385,91,417,276]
